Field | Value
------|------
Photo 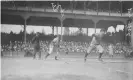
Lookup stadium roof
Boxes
[1,1,132,28]
[2,1,133,13]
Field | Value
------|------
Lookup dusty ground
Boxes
[1,52,133,80]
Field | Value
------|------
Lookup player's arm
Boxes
[90,34,96,45]
[53,37,59,43]
[92,36,96,42]
[32,36,36,43]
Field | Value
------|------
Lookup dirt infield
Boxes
[1,56,133,80]
[1,51,133,80]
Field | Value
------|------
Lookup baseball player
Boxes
[84,29,106,62]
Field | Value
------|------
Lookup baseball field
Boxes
[1,51,133,80]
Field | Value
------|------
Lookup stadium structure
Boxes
[1,1,133,45]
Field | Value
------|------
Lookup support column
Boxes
[59,17,65,41]
[124,24,128,43]
[56,26,58,35]
[52,26,54,35]
[24,19,27,44]
[61,19,63,38]
[21,15,30,44]
[93,19,99,34]
[87,28,88,36]
[67,27,69,36]
[94,23,97,33]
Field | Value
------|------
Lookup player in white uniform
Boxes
[84,29,106,62]
[44,36,60,60]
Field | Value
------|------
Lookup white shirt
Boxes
[53,37,59,42]
[90,36,98,46]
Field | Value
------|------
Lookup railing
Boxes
[1,6,130,17]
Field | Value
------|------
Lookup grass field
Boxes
[1,51,133,80]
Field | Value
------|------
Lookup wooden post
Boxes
[24,19,27,44]
[21,15,29,44]
[61,17,63,41]
[93,19,99,34]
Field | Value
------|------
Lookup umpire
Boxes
[32,32,41,59]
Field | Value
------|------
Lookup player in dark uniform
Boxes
[44,35,60,60]
[84,29,106,62]
[32,32,41,59]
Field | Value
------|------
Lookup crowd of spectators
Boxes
[1,40,133,57]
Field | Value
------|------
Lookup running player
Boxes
[44,35,60,60]
[84,29,106,62]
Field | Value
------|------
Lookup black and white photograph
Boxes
[1,0,133,80]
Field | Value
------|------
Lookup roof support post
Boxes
[21,15,30,44]
[56,26,58,35]
[87,28,88,36]
[58,17,65,41]
[93,19,99,34]
[52,26,54,35]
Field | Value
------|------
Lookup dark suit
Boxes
[32,35,41,59]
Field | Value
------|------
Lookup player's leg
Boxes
[44,53,50,60]
[44,46,53,60]
[65,50,68,55]
[38,50,41,59]
[109,49,113,58]
[33,50,37,59]
[109,52,113,58]
[33,45,37,59]
[10,50,12,56]
[10,48,13,56]
[111,51,114,58]
[98,53,103,61]
[55,52,59,60]
[1,51,3,57]
[97,45,104,61]
[84,52,88,62]
[37,46,41,59]
[55,47,60,60]
[84,46,94,62]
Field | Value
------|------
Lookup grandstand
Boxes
[1,1,133,44]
